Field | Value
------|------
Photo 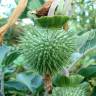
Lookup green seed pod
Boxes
[51,83,89,96]
[19,26,75,75]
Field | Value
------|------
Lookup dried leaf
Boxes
[36,0,53,17]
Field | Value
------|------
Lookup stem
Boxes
[44,74,52,95]
[0,68,4,96]
[0,0,28,44]
[63,22,69,31]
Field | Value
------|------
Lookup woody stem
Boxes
[44,74,52,94]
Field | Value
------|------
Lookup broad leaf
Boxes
[79,29,96,52]
[92,86,96,96]
[5,81,28,92]
[16,72,43,93]
[53,74,84,87]
[53,74,70,87]
[1,51,20,66]
[0,45,10,66]
[35,16,69,28]
[78,65,96,79]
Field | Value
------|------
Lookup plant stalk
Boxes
[0,0,28,44]
[44,74,52,95]
[0,68,4,96]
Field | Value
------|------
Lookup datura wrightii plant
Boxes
[19,25,76,93]
[19,0,76,95]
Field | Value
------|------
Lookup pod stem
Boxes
[44,74,52,94]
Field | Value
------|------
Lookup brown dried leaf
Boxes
[36,0,53,17]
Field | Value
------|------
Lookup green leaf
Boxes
[0,45,10,66]
[16,72,43,93]
[35,16,69,28]
[91,86,96,96]
[0,19,7,27]
[78,65,96,79]
[51,83,89,96]
[53,74,70,87]
[5,81,28,92]
[69,47,96,72]
[76,32,89,50]
[1,51,20,66]
[79,29,96,52]
[53,74,84,87]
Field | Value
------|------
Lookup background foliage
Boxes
[0,0,96,96]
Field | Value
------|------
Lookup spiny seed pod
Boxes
[19,26,75,75]
[51,83,89,96]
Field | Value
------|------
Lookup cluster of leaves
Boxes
[0,46,87,96]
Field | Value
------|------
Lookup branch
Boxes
[0,0,28,44]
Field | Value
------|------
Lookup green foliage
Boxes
[53,74,84,87]
[16,72,43,93]
[1,51,19,66]
[69,47,96,73]
[53,75,70,87]
[71,28,96,52]
[73,0,96,30]
[92,86,96,96]
[35,16,69,28]
[1,0,96,95]
[79,29,96,52]
[5,81,28,95]
[50,83,89,96]
[0,45,10,65]
[1,50,43,95]
[78,65,96,79]
[0,19,7,27]
[19,26,75,75]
